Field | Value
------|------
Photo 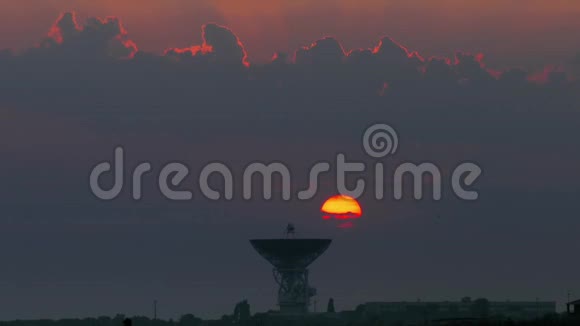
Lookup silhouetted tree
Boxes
[220,314,234,325]
[113,315,126,326]
[179,314,202,326]
[471,298,490,319]
[233,300,251,323]
[327,298,335,313]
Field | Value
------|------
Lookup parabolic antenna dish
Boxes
[250,239,331,270]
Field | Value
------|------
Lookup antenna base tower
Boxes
[273,268,317,313]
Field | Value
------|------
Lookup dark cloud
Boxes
[453,52,497,83]
[498,67,528,85]
[372,36,424,66]
[294,37,346,65]
[40,12,137,61]
[165,23,249,67]
[527,65,569,85]
[423,57,455,83]
[270,51,290,65]
[345,48,373,65]
[203,23,249,67]
[0,11,575,143]
[0,12,576,132]
[0,11,575,90]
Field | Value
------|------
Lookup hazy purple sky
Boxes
[0,0,579,321]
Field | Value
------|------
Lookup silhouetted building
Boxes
[567,299,580,315]
[357,298,556,323]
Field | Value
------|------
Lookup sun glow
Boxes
[321,195,362,219]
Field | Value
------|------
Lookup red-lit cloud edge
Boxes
[19,12,573,83]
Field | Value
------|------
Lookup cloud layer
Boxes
[44,12,138,60]
[1,12,577,85]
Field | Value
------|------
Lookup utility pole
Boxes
[153,299,158,320]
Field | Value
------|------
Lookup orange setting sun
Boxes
[321,195,363,228]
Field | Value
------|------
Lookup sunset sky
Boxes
[0,0,579,321]
[1,0,579,67]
